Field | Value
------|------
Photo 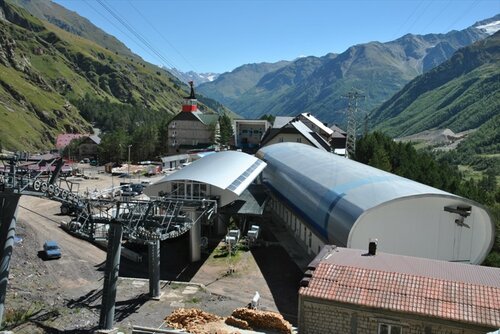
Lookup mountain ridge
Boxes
[198,15,499,124]
[370,30,500,139]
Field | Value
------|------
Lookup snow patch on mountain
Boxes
[166,67,219,85]
[476,20,500,35]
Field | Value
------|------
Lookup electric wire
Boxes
[393,0,424,38]
[83,0,161,63]
[404,0,434,36]
[444,0,481,32]
[95,0,178,70]
[126,0,199,72]
[419,0,454,33]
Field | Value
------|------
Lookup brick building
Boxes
[167,81,219,154]
[299,246,500,334]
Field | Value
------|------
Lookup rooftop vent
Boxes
[368,238,378,256]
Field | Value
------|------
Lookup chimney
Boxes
[368,238,378,256]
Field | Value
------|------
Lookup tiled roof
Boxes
[55,133,86,149]
[300,262,500,328]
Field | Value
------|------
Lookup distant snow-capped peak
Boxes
[476,20,500,35]
[164,67,220,85]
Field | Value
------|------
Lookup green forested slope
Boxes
[0,0,209,151]
[371,31,499,138]
[371,31,500,158]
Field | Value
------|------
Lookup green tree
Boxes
[369,146,391,172]
[219,113,234,146]
[131,125,159,162]
[260,114,276,124]
[98,130,128,163]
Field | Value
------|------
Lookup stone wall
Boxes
[298,297,490,334]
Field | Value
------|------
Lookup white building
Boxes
[257,143,494,264]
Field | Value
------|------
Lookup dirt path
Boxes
[3,172,302,333]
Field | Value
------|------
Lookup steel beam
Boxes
[98,221,123,329]
[189,217,201,262]
[0,191,20,326]
[148,240,160,299]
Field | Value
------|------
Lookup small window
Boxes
[378,323,402,334]
[279,137,284,142]
[296,137,302,143]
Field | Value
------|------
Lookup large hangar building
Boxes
[256,143,494,264]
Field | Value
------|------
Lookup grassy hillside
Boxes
[371,31,499,153]
[0,0,211,151]
[9,0,135,58]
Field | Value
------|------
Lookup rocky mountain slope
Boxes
[0,0,210,151]
[197,61,291,108]
[198,16,499,124]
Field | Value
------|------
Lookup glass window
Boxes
[200,184,208,197]
[177,183,185,197]
[378,324,402,334]
[193,183,200,197]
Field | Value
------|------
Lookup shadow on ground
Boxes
[119,231,221,282]
[66,289,102,310]
[250,223,303,326]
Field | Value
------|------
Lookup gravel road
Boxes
[3,172,303,333]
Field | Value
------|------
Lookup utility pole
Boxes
[127,145,132,178]
[343,91,365,159]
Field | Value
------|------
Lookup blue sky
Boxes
[54,0,499,73]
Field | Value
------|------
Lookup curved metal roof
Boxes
[146,151,266,197]
[257,143,468,242]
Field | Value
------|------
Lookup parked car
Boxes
[130,183,144,194]
[43,240,61,259]
[121,186,138,197]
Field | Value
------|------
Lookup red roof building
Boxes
[55,133,86,149]
[299,246,500,333]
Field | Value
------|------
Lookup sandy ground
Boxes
[3,169,304,333]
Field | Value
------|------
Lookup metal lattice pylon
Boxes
[343,91,364,159]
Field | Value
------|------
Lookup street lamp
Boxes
[128,145,132,178]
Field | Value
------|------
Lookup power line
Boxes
[126,0,198,72]
[83,0,161,62]
[95,0,178,69]
[95,0,175,68]
[419,0,454,33]
[444,0,481,32]
[393,0,424,38]
[404,0,434,35]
